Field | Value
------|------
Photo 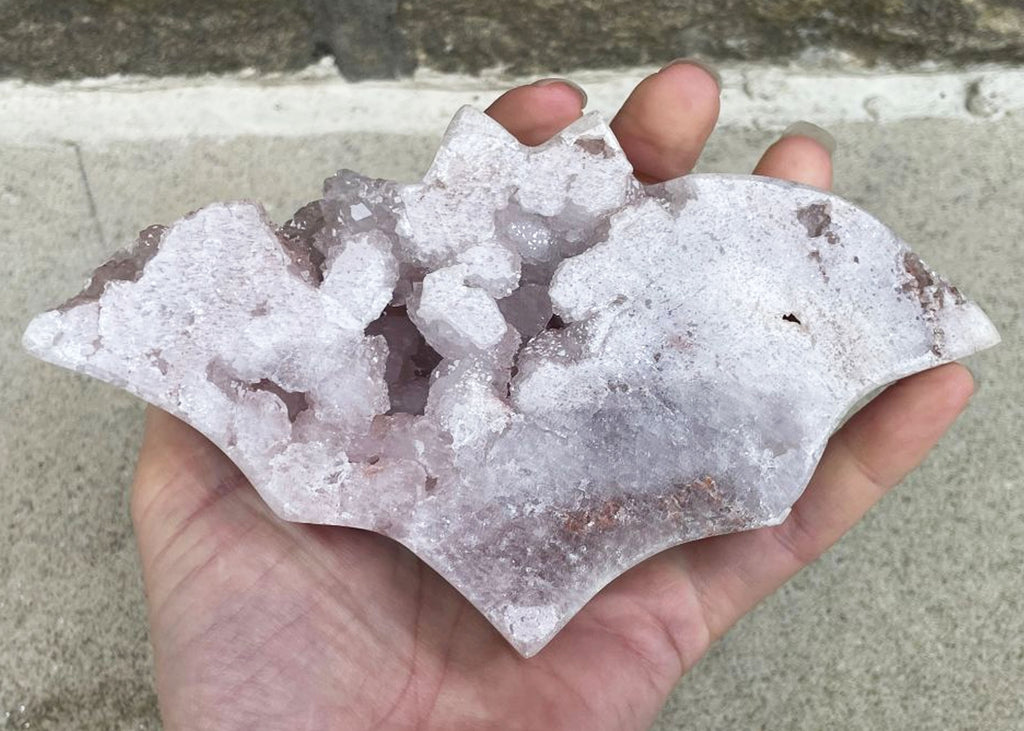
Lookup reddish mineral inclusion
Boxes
[23,107,1000,655]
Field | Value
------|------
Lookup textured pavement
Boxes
[1,103,1021,729]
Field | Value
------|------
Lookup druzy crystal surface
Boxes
[23,107,1000,656]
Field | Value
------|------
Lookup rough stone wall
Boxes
[2,0,1023,80]
[398,0,1024,74]
[0,0,318,79]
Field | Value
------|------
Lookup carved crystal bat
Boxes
[23,107,1000,656]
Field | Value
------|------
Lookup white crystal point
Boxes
[23,106,1000,657]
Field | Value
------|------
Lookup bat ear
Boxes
[421,105,525,188]
[547,110,624,156]
[445,104,510,137]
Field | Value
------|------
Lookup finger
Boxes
[130,406,250,558]
[681,363,974,641]
[485,79,587,146]
[610,60,721,183]
[753,121,836,189]
[132,406,234,504]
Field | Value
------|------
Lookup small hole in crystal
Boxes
[782,313,802,325]
[365,306,442,416]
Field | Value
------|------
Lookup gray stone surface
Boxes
[0,145,158,728]
[309,0,414,80]
[0,0,316,80]
[397,0,1024,74]
[3,0,1024,81]
[2,115,1022,727]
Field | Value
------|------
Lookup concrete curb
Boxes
[2,62,1023,145]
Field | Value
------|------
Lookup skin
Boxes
[131,64,975,730]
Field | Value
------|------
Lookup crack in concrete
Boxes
[69,141,107,248]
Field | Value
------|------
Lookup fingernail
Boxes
[532,78,588,108]
[965,364,978,394]
[781,121,837,155]
[660,58,722,92]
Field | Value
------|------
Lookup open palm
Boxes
[130,65,975,730]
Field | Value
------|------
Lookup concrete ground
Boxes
[1,67,1022,729]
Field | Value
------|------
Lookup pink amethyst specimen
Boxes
[23,107,1000,656]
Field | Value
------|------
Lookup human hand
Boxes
[131,64,974,730]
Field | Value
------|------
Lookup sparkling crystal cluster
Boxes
[23,107,1000,656]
